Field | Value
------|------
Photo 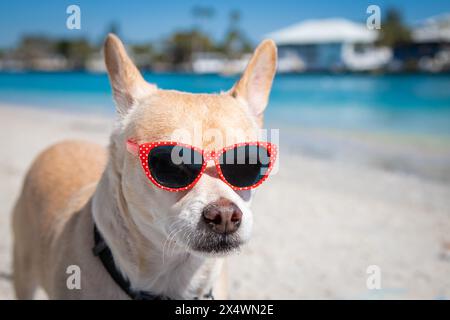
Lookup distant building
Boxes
[393,13,450,72]
[192,53,226,74]
[0,54,68,72]
[192,52,252,75]
[413,13,450,43]
[266,18,391,72]
[85,52,106,73]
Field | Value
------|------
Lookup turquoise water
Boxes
[1,72,450,136]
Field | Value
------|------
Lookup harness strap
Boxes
[92,224,214,300]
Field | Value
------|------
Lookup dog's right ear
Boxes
[104,34,156,116]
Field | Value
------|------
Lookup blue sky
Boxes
[1,0,450,48]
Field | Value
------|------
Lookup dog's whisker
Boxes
[173,227,189,257]
[162,224,181,264]
[163,221,186,263]
[168,225,188,258]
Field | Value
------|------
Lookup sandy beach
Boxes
[0,103,449,300]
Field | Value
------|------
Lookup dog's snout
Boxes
[202,198,242,234]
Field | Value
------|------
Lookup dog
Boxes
[12,34,277,299]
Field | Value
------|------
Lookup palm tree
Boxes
[165,31,215,68]
[191,6,215,53]
[191,6,215,31]
[222,10,252,58]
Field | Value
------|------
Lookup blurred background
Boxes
[0,0,449,299]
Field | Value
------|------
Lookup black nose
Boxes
[202,198,242,234]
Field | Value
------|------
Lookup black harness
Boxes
[92,224,214,300]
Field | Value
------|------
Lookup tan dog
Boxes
[12,34,277,300]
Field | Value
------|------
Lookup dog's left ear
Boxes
[231,39,277,127]
[104,33,157,116]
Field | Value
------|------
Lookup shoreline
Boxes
[1,70,450,76]
[2,102,450,184]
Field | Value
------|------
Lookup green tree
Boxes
[130,44,154,69]
[222,10,252,58]
[55,38,93,69]
[131,44,153,56]
[165,30,215,67]
[377,8,411,47]
[16,36,55,59]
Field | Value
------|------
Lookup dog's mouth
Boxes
[169,226,244,256]
[190,231,243,255]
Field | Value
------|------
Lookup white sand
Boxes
[1,104,449,299]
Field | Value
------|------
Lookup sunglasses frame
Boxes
[126,140,277,192]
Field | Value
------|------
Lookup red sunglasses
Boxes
[127,140,277,192]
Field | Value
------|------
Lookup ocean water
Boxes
[1,72,450,136]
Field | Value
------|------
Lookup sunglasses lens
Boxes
[219,145,271,188]
[148,145,203,189]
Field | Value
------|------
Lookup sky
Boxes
[0,0,450,48]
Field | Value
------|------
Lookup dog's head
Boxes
[104,34,277,256]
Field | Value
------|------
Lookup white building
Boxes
[192,52,252,75]
[385,13,450,72]
[413,13,450,43]
[192,53,226,74]
[266,18,392,72]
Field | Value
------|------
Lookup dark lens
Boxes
[148,145,203,189]
[219,145,271,188]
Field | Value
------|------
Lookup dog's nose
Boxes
[202,198,242,234]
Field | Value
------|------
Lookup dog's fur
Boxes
[12,34,277,299]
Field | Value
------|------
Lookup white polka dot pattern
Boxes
[127,139,278,192]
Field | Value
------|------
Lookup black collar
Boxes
[92,224,214,300]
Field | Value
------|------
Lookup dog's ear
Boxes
[231,39,277,127]
[104,33,156,116]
